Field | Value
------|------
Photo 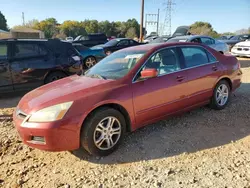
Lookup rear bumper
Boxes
[13,113,82,151]
[231,69,242,92]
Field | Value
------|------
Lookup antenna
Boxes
[22,12,25,26]
[162,0,175,36]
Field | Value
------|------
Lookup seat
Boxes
[191,53,208,67]
[159,51,179,75]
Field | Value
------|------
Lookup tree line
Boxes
[0,11,249,39]
[14,18,141,39]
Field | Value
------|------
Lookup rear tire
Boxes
[45,71,67,84]
[210,80,231,110]
[81,108,126,156]
[84,56,97,69]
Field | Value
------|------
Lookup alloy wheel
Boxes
[216,84,229,106]
[85,57,97,68]
[93,116,121,150]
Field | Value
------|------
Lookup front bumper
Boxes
[13,112,82,151]
[231,51,250,58]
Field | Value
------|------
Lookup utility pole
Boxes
[145,9,160,36]
[162,0,175,36]
[140,0,144,42]
[156,9,160,35]
[22,12,25,26]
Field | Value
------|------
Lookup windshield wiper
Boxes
[89,74,106,80]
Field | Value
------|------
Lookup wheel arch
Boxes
[80,103,132,137]
[43,69,68,84]
[215,77,232,91]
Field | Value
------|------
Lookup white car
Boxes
[231,40,250,58]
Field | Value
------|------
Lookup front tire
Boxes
[81,108,126,156]
[210,80,231,110]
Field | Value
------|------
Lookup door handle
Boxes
[176,76,184,82]
[212,65,218,71]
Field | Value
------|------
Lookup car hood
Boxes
[18,75,114,114]
[235,41,250,47]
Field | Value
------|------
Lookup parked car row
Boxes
[219,34,250,51]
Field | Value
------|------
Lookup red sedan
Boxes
[14,42,242,156]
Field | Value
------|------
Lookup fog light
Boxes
[30,136,45,144]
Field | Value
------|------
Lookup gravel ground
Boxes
[0,58,250,188]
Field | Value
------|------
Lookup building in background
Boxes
[10,28,44,39]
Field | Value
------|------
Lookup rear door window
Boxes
[181,47,210,68]
[200,37,215,45]
[14,43,47,58]
[0,44,7,59]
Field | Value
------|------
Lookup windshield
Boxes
[230,36,239,40]
[105,39,119,46]
[85,50,146,80]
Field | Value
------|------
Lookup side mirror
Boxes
[140,68,158,79]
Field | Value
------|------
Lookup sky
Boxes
[1,0,250,34]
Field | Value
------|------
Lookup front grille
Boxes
[237,48,242,51]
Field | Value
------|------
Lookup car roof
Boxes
[121,42,202,52]
[171,35,213,40]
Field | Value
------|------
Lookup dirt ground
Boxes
[0,58,250,188]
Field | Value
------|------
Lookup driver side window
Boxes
[142,48,181,76]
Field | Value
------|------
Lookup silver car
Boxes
[166,35,229,54]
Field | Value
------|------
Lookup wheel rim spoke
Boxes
[107,117,115,128]
[96,136,105,147]
[93,116,121,150]
[111,127,120,135]
[96,123,106,132]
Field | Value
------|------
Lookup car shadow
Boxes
[0,92,24,109]
[72,83,250,164]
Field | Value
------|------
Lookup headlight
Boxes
[28,102,73,122]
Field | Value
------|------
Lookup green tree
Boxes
[82,20,99,34]
[98,20,112,36]
[125,19,140,37]
[34,18,58,38]
[0,11,8,31]
[125,27,137,38]
[189,21,220,38]
[60,20,87,38]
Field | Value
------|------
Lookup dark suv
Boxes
[0,39,82,94]
[73,33,108,47]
